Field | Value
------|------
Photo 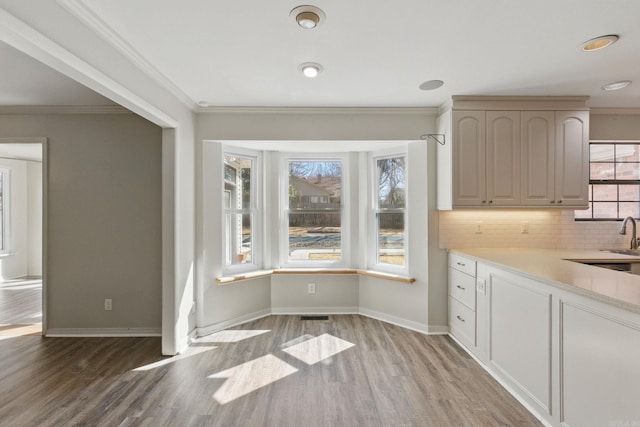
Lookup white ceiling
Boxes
[2,0,640,109]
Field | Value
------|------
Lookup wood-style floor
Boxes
[0,284,542,426]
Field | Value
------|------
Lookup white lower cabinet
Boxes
[449,252,640,427]
[448,254,477,350]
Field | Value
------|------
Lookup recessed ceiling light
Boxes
[419,80,444,91]
[581,35,619,51]
[290,5,325,29]
[299,62,323,78]
[601,80,632,91]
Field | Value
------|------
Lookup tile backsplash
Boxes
[438,209,631,249]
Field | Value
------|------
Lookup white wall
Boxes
[0,113,163,333]
[0,158,27,280]
[27,160,42,276]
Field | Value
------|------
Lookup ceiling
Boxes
[2,0,640,109]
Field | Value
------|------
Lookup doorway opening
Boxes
[0,139,45,338]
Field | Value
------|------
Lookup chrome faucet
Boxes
[619,216,639,250]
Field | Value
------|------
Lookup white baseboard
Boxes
[428,325,450,335]
[196,309,272,337]
[271,306,359,315]
[359,307,430,335]
[45,327,161,337]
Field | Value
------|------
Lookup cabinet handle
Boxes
[550,200,555,204]
[456,262,465,267]
[456,315,465,323]
[489,200,493,204]
[482,200,486,204]
[557,200,563,204]
[456,285,466,291]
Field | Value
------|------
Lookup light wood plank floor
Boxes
[0,278,42,337]
[0,312,542,426]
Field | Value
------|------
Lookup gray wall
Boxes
[0,113,162,332]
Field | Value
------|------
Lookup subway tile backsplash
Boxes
[438,210,630,249]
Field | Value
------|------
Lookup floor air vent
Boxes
[300,315,329,321]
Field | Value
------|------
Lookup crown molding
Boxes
[0,7,177,127]
[58,0,197,111]
[0,105,131,114]
[450,95,590,111]
[195,106,441,115]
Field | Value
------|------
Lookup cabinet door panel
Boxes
[486,111,521,205]
[489,272,552,413]
[555,111,589,207]
[521,111,555,205]
[452,111,486,206]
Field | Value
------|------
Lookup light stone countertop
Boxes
[450,248,640,314]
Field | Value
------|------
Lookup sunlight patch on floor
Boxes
[0,323,42,337]
[282,333,355,365]
[133,345,218,371]
[209,354,298,404]
[195,329,270,343]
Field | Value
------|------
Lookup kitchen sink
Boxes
[603,249,640,256]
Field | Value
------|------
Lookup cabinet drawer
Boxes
[449,297,476,349]
[449,268,476,310]
[450,253,476,276]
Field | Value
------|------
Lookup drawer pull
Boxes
[456,262,466,267]
[456,285,466,291]
[456,315,465,323]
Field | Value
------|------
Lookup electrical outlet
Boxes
[308,282,316,295]
[475,222,483,234]
[521,222,530,234]
[476,279,486,295]
[104,299,113,311]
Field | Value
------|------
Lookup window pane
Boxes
[378,213,405,266]
[377,157,406,208]
[592,202,618,219]
[619,202,640,219]
[288,160,342,262]
[289,213,341,261]
[590,163,615,180]
[592,184,617,201]
[616,162,640,180]
[616,145,640,162]
[590,144,614,162]
[225,213,252,265]
[619,184,640,201]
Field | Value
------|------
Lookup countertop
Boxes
[450,248,640,314]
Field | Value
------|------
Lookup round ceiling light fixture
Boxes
[290,5,325,29]
[419,80,444,91]
[601,80,632,91]
[581,34,619,51]
[299,62,323,78]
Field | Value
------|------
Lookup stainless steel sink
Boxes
[603,249,640,256]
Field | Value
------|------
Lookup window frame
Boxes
[0,168,9,254]
[221,147,262,275]
[279,153,350,268]
[368,149,408,275]
[576,140,640,221]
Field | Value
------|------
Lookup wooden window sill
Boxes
[217,268,415,285]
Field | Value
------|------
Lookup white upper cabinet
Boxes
[437,97,589,210]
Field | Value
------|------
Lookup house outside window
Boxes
[283,156,346,267]
[575,141,640,220]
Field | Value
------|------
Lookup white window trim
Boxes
[368,148,409,275]
[221,146,262,276]
[0,168,10,254]
[279,152,350,269]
